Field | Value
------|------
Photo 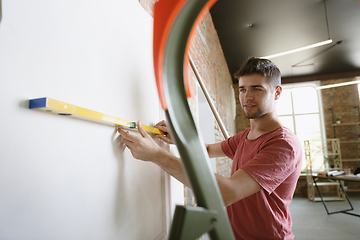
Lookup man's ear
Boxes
[274,86,282,100]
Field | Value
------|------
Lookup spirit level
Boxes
[29,97,163,135]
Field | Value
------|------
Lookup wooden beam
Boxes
[189,57,230,139]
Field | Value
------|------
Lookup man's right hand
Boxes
[155,120,174,144]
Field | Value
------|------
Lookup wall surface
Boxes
[321,78,360,190]
[0,0,175,239]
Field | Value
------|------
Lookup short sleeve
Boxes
[221,131,246,159]
[241,137,301,194]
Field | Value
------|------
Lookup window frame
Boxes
[279,81,326,170]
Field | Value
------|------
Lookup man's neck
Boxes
[247,113,282,140]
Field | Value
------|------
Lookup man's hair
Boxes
[234,57,281,89]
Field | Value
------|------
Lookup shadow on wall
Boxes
[111,128,126,224]
[0,0,2,23]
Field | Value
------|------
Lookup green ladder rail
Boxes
[153,0,235,239]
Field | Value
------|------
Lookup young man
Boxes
[116,57,302,239]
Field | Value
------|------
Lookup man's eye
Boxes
[255,88,262,91]
[239,89,245,92]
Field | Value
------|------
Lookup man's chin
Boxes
[244,112,265,119]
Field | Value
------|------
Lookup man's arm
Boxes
[117,121,262,206]
[155,120,227,159]
[117,122,189,186]
[215,170,262,206]
[207,141,262,206]
[206,143,227,158]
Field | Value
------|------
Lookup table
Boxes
[312,174,360,217]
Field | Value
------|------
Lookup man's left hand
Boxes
[116,121,163,162]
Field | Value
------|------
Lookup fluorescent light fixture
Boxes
[316,79,360,90]
[261,39,333,59]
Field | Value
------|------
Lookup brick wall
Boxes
[138,0,157,16]
[188,13,236,178]
[321,78,360,190]
[233,83,251,133]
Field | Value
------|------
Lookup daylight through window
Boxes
[277,83,325,170]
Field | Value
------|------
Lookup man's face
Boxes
[238,73,279,119]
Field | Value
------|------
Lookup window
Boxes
[277,82,325,170]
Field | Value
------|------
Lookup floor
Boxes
[290,193,360,240]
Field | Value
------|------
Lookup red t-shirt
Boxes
[221,127,302,240]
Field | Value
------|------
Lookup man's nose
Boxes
[244,90,254,99]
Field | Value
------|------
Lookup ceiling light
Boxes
[261,39,333,59]
[262,0,333,59]
[316,78,360,90]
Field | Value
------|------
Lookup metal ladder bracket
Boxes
[169,205,218,240]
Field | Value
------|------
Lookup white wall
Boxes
[0,0,182,239]
[198,85,216,172]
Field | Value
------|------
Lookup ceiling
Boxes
[210,0,360,83]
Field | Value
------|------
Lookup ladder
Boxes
[153,0,235,239]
